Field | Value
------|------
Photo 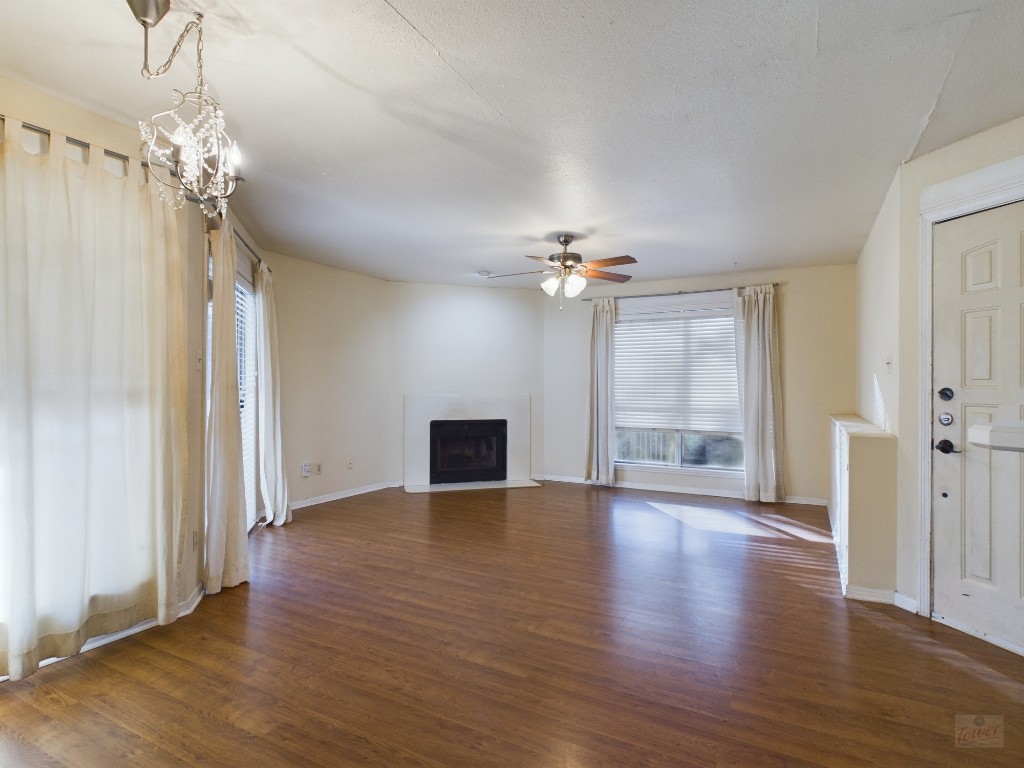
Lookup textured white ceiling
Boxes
[2,0,1022,286]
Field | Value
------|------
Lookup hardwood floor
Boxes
[2,483,1023,766]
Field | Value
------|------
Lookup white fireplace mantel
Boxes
[403,394,535,491]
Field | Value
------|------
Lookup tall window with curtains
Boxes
[208,248,259,531]
[613,291,743,471]
[1,117,187,680]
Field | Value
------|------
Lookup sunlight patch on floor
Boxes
[648,503,784,538]
[647,502,834,543]
[759,514,834,543]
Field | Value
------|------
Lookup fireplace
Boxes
[430,419,507,484]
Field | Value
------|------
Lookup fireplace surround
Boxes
[403,395,537,492]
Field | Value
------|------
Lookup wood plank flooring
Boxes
[2,482,1023,766]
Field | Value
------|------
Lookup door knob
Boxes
[935,439,961,454]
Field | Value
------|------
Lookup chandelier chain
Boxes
[142,12,205,82]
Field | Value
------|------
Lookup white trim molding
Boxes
[178,584,205,617]
[614,479,745,498]
[1,584,209,682]
[291,481,396,510]
[538,475,586,484]
[917,154,1024,620]
[536,476,826,507]
[843,586,896,604]
[894,592,920,614]
[932,614,1024,658]
[783,495,828,507]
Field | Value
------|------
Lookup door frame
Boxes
[917,155,1024,620]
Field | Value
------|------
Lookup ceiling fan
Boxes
[488,234,637,298]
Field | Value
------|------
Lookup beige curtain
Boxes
[255,263,292,526]
[585,297,617,485]
[0,117,187,680]
[735,285,785,502]
[205,221,248,593]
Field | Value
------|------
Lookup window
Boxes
[613,291,743,471]
[207,248,260,530]
[235,275,258,530]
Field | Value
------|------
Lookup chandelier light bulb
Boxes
[227,142,242,173]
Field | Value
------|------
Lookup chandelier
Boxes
[128,0,242,218]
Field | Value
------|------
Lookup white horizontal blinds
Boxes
[614,291,741,433]
[235,262,259,530]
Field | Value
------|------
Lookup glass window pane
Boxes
[615,429,678,465]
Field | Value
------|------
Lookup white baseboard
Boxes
[178,584,204,616]
[894,592,920,614]
[843,585,895,604]
[291,482,393,510]
[535,476,824,506]
[615,479,745,498]
[537,475,586,484]
[405,479,541,493]
[931,614,1024,657]
[784,495,828,507]
[9,584,209,681]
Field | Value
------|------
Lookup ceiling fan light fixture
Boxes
[563,273,587,298]
[541,276,561,296]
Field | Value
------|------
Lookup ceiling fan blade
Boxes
[525,255,556,265]
[579,255,636,269]
[487,269,552,278]
[583,269,632,283]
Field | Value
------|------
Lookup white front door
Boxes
[932,199,1024,653]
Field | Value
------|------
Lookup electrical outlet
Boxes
[301,462,312,478]
[347,458,353,470]
[314,463,322,475]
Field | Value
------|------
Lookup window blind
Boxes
[614,295,741,433]
[235,280,259,530]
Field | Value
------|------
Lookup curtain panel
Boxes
[204,222,248,593]
[0,118,187,680]
[734,284,785,502]
[255,262,292,526]
[585,297,617,486]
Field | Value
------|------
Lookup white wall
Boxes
[384,282,546,483]
[857,114,1024,605]
[542,264,858,502]
[264,252,392,502]
[856,173,900,432]
[271,257,856,505]
[267,254,547,502]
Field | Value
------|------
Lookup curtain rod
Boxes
[581,282,779,302]
[0,113,132,163]
[1,114,269,272]
[232,228,270,273]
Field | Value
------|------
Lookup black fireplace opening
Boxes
[430,419,508,484]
